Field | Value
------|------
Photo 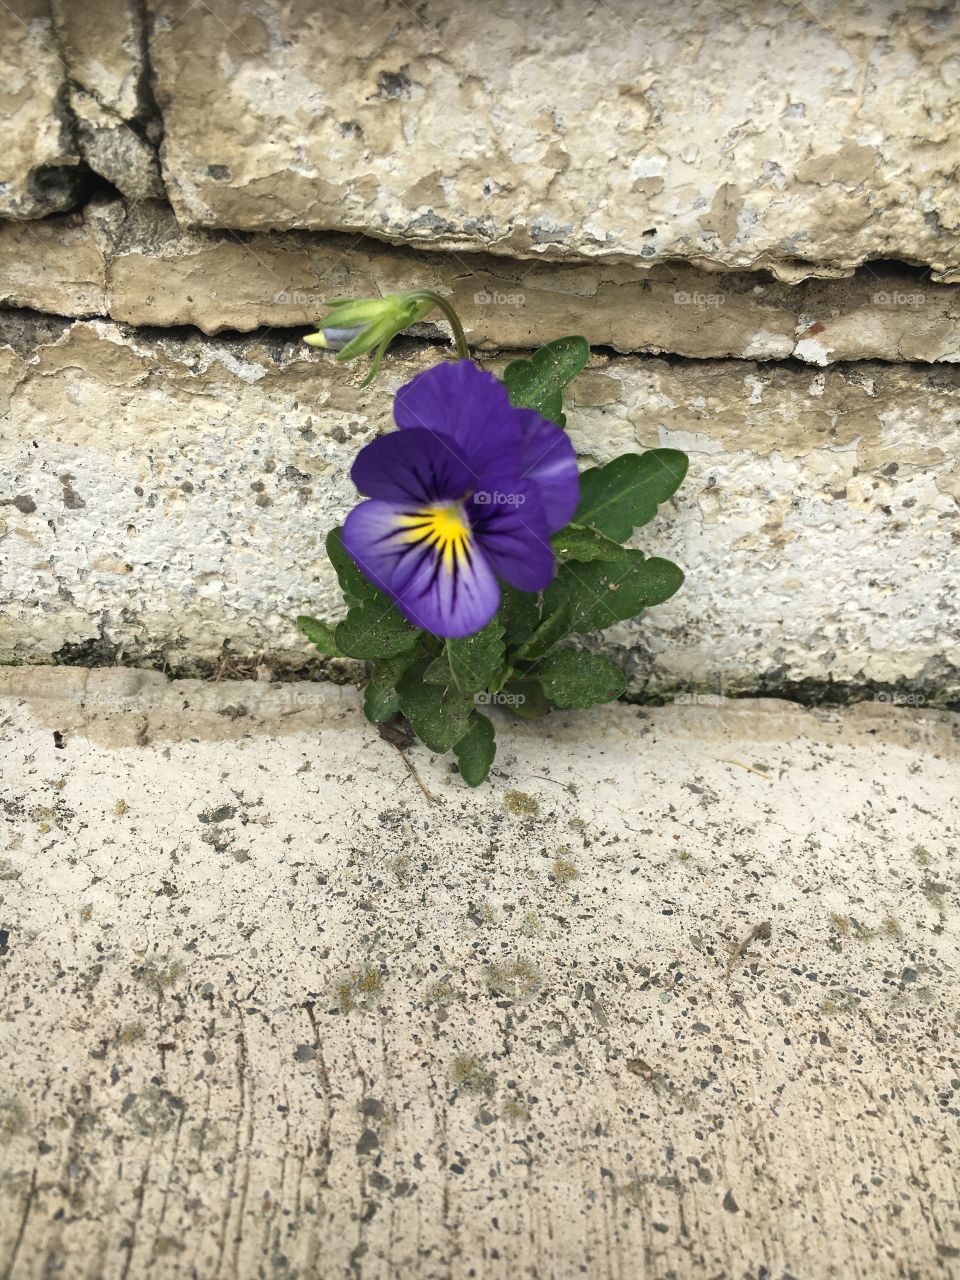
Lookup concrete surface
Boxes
[2,319,958,698]
[0,1,80,220]
[1,667,958,1278]
[146,0,960,279]
[2,200,958,363]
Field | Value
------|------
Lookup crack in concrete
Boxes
[0,302,956,374]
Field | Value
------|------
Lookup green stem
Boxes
[408,290,470,361]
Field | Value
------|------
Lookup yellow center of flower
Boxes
[398,504,471,573]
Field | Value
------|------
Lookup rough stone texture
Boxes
[1,669,958,1277]
[0,0,80,219]
[70,92,166,201]
[1,200,958,362]
[148,0,960,280]
[51,0,166,201]
[52,0,148,121]
[1,319,957,698]
[0,207,112,318]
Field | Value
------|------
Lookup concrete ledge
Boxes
[1,201,957,361]
[1,669,958,1277]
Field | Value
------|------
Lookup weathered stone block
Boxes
[1,320,956,698]
[1,201,957,363]
[52,0,150,120]
[148,0,960,279]
[52,0,165,201]
[0,0,80,219]
[70,92,165,201]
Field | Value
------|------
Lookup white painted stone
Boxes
[1,321,957,697]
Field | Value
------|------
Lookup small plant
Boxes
[298,294,687,785]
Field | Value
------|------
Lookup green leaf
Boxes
[423,657,449,686]
[542,552,684,634]
[538,649,627,709]
[453,711,496,786]
[335,601,420,659]
[502,336,589,426]
[501,677,550,719]
[362,652,418,724]
[326,526,378,607]
[296,615,344,656]
[363,680,400,724]
[397,658,474,753]
[486,663,513,694]
[574,450,688,541]
[496,585,540,648]
[550,523,631,564]
[511,600,574,663]
[444,619,505,696]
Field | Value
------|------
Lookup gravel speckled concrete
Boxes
[148,0,960,280]
[1,668,958,1277]
[2,320,958,698]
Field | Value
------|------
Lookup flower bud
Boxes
[304,293,440,381]
[302,290,465,386]
[303,325,366,351]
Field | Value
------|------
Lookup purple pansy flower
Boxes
[342,360,579,637]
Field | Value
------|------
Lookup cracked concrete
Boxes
[0,668,957,1277]
[146,0,960,279]
[2,6,960,1278]
[1,318,957,697]
[1,199,958,361]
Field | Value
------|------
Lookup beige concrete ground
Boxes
[0,668,958,1279]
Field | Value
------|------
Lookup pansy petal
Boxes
[516,410,580,531]
[343,498,500,638]
[393,360,523,479]
[469,480,555,592]
[351,427,473,505]
[399,541,500,638]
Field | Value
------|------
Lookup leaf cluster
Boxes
[298,339,687,786]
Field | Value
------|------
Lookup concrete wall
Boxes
[1,0,958,701]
